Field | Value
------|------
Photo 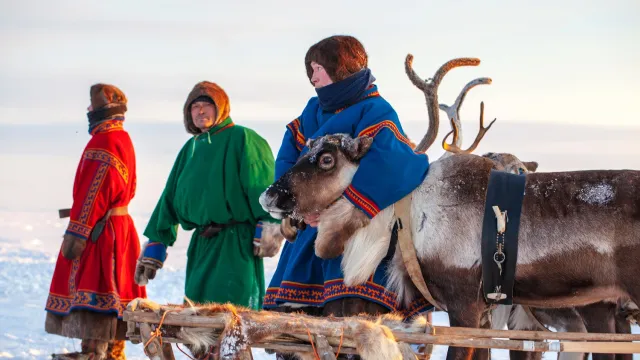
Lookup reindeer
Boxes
[434,73,637,360]
[259,55,640,360]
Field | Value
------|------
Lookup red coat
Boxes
[46,120,146,318]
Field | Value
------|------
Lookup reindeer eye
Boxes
[518,168,526,175]
[318,153,335,170]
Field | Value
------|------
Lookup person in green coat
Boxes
[134,81,284,310]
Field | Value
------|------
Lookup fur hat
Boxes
[183,81,231,135]
[304,35,368,83]
[89,83,127,110]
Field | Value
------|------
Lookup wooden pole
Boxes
[314,335,337,360]
[127,330,362,355]
[139,323,167,360]
[124,310,640,343]
[429,326,640,342]
[161,344,176,360]
[561,342,640,354]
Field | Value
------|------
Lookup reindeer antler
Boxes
[439,77,492,148]
[442,101,496,154]
[405,55,481,153]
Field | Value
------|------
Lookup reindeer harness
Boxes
[395,194,446,311]
[394,169,527,311]
[480,170,527,304]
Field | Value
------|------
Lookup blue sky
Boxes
[2,0,639,127]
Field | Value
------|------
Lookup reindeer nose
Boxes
[259,183,296,214]
[269,181,296,211]
[275,194,295,212]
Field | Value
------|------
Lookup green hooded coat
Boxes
[143,81,276,309]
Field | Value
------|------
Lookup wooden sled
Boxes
[123,298,640,360]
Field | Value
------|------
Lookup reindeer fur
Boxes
[316,197,371,259]
[254,222,286,258]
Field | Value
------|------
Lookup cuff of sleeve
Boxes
[343,185,380,219]
[65,221,92,241]
[143,241,168,263]
[253,221,263,246]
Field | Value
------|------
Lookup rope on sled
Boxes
[143,310,184,358]
[305,325,345,359]
[142,309,216,360]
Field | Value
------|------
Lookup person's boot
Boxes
[81,339,109,360]
[51,339,108,360]
[51,353,92,360]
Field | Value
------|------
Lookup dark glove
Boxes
[134,241,167,286]
[61,233,87,260]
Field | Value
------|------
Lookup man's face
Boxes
[191,101,217,131]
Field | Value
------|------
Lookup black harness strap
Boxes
[481,169,527,305]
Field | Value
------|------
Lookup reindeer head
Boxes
[482,152,539,174]
[259,134,373,223]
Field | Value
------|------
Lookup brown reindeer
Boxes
[259,55,640,360]
[434,74,636,360]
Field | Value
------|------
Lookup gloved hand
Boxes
[61,233,87,260]
[253,221,285,258]
[134,241,167,286]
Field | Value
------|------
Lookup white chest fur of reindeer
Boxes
[410,159,484,267]
[338,201,395,286]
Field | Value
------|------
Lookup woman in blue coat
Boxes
[266,36,433,359]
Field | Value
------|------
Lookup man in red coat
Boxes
[45,84,146,360]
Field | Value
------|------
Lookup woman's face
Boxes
[310,62,333,88]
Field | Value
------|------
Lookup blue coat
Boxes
[265,85,432,317]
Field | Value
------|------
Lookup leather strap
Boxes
[58,205,128,218]
[110,206,128,216]
[199,219,250,238]
[91,206,128,242]
[395,194,446,311]
[522,306,551,332]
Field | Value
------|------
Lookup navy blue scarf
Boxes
[87,104,127,134]
[316,68,376,112]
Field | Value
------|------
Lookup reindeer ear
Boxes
[346,136,373,161]
[523,161,539,172]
